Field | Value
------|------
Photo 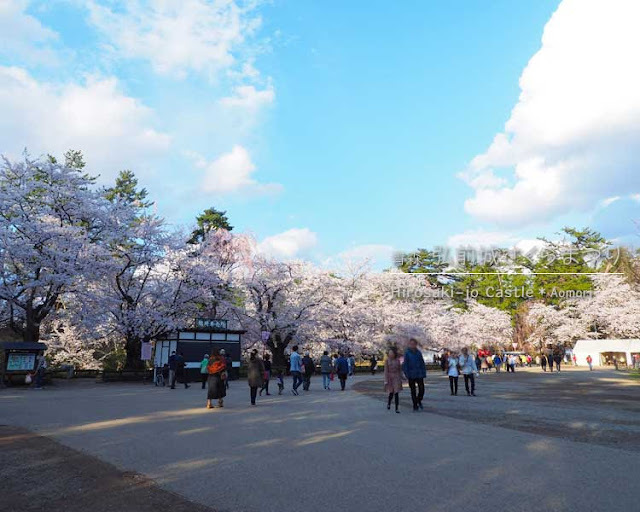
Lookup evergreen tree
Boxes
[188,207,232,244]
[104,170,152,208]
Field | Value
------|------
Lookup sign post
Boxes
[195,318,228,330]
[141,342,152,361]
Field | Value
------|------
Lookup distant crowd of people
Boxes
[158,342,630,412]
[162,346,362,409]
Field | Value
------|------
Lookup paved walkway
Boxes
[1,370,639,512]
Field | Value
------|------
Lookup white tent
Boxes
[572,339,640,366]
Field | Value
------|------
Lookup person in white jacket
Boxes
[458,347,478,396]
[446,352,459,396]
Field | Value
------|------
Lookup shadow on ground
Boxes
[0,425,215,512]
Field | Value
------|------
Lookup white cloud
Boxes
[219,83,275,110]
[462,0,640,227]
[446,230,519,249]
[331,244,395,269]
[319,244,395,272]
[86,0,261,80]
[191,145,281,195]
[0,0,59,65]
[0,66,171,180]
[258,228,318,259]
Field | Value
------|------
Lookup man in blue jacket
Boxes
[402,338,426,411]
[335,353,350,391]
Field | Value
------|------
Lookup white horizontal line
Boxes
[392,272,624,275]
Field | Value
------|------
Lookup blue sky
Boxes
[2,0,639,266]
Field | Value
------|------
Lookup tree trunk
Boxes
[124,335,145,370]
[22,317,40,342]
[267,332,293,369]
[270,344,287,368]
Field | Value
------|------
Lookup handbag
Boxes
[220,371,227,381]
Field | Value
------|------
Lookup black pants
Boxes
[303,374,312,390]
[338,373,347,390]
[261,379,270,395]
[201,373,207,389]
[250,386,258,404]
[408,378,425,409]
[171,370,189,388]
[449,376,458,395]
[463,373,475,395]
[387,392,399,411]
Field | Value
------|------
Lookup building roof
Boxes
[0,341,47,351]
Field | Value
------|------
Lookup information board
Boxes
[140,342,153,361]
[6,353,36,372]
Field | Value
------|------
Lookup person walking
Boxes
[547,353,554,372]
[384,347,403,413]
[335,353,349,391]
[290,345,303,395]
[199,354,209,389]
[223,350,232,388]
[348,353,356,377]
[175,352,190,389]
[446,351,459,396]
[169,351,178,388]
[572,354,578,366]
[493,354,502,373]
[302,352,315,391]
[440,352,448,374]
[247,349,265,406]
[459,347,478,396]
[402,338,427,411]
[541,354,547,371]
[34,352,47,389]
[206,349,227,409]
[260,353,272,396]
[370,355,378,375]
[507,354,516,373]
[586,354,593,371]
[276,370,285,394]
[554,352,562,372]
[481,356,489,373]
[320,351,333,390]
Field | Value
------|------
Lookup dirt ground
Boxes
[0,425,215,512]
[354,367,640,451]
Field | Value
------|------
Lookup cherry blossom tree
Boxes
[236,257,331,366]
[573,274,640,339]
[455,301,513,350]
[0,154,114,341]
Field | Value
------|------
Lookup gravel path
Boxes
[355,367,640,451]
